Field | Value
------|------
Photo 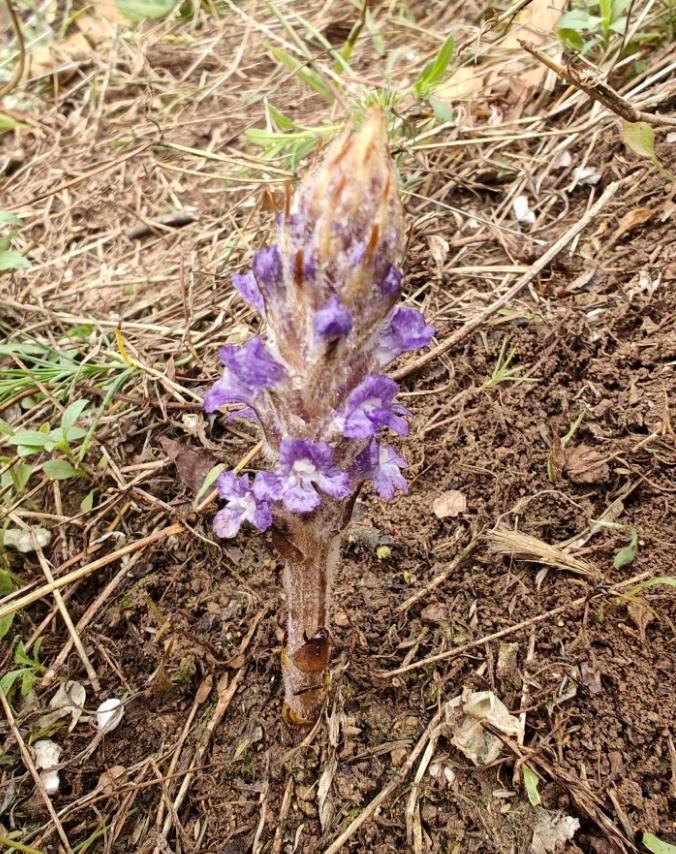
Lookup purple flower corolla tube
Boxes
[354,438,409,500]
[376,306,435,366]
[205,110,435,725]
[254,439,351,512]
[213,472,272,539]
[203,337,285,415]
[232,272,265,316]
[339,375,410,440]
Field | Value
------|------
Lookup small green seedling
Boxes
[621,121,676,183]
[479,339,539,393]
[557,0,630,53]
[547,409,586,483]
[413,33,455,124]
[642,832,676,853]
[0,638,46,706]
[523,764,542,806]
[0,211,30,273]
[0,569,19,641]
[8,398,90,467]
[613,525,638,569]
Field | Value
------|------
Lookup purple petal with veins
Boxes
[254,439,351,513]
[233,271,265,315]
[204,372,252,413]
[219,336,286,387]
[354,438,408,500]
[376,306,434,365]
[252,245,283,293]
[213,472,272,538]
[339,375,410,440]
[206,337,284,413]
[226,406,257,423]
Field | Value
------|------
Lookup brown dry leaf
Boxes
[97,765,128,794]
[436,0,565,112]
[609,208,654,245]
[159,437,218,495]
[496,642,520,688]
[25,8,118,80]
[421,603,448,625]
[26,32,93,80]
[26,28,112,80]
[432,489,467,519]
[562,444,610,484]
[579,661,603,695]
[74,13,118,42]
[91,0,129,24]
[626,600,655,643]
[429,234,450,271]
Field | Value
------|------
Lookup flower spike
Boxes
[204,110,434,724]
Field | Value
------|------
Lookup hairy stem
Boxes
[273,506,346,725]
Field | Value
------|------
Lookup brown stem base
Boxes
[272,504,347,725]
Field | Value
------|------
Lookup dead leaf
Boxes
[609,208,654,246]
[565,269,597,292]
[561,444,610,484]
[159,437,217,495]
[626,599,655,643]
[224,545,244,565]
[421,603,448,625]
[579,661,603,695]
[24,9,119,81]
[496,642,520,689]
[317,755,338,831]
[436,0,566,116]
[91,0,128,24]
[432,490,467,519]
[443,691,521,766]
[97,765,128,794]
[429,234,449,272]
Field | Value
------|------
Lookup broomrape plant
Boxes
[205,111,434,725]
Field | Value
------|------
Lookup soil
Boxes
[1,2,675,853]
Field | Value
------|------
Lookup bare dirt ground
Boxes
[1,1,675,852]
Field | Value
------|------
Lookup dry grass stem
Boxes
[487,527,599,577]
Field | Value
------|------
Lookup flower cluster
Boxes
[205,111,434,538]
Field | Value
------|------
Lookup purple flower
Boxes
[233,271,265,315]
[219,336,286,386]
[380,265,402,296]
[252,245,283,292]
[213,472,272,538]
[253,439,351,513]
[204,337,285,414]
[354,438,408,500]
[204,373,252,413]
[376,307,435,365]
[315,296,352,339]
[339,375,410,440]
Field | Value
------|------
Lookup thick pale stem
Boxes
[273,508,345,725]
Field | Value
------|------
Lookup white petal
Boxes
[97,698,124,734]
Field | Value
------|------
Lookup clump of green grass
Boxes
[243,4,456,168]
[0,335,138,511]
[479,339,540,393]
